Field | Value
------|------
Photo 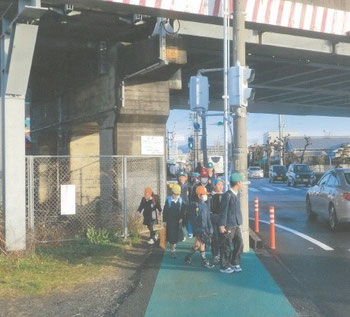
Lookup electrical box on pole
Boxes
[189,74,209,112]
[228,66,255,108]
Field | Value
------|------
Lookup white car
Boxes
[248,166,264,179]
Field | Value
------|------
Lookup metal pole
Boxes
[27,156,35,234]
[232,0,250,252]
[167,130,170,160]
[279,115,284,165]
[223,0,230,190]
[122,157,128,238]
[195,113,200,165]
[202,111,208,167]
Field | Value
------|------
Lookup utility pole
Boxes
[232,0,249,252]
[279,114,284,165]
[223,0,230,190]
[166,129,170,160]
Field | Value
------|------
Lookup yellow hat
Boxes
[172,184,181,195]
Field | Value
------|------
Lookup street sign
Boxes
[189,75,209,112]
[194,122,200,131]
[141,136,164,155]
[328,152,336,158]
[174,135,185,142]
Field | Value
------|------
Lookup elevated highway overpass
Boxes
[1,0,350,250]
[32,0,350,116]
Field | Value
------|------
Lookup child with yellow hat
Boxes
[163,184,185,258]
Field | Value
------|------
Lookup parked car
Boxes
[269,165,287,183]
[286,164,315,187]
[248,166,264,179]
[306,168,350,231]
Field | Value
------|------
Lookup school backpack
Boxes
[152,194,160,207]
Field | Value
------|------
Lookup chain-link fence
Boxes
[25,156,166,242]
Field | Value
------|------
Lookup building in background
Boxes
[286,136,350,165]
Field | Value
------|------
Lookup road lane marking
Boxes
[249,218,334,251]
[270,187,288,191]
[261,187,274,192]
[249,188,260,192]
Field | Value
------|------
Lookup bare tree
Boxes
[276,134,290,166]
[300,136,312,164]
[264,137,278,171]
[251,145,264,165]
[336,143,350,165]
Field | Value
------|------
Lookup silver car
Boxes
[248,166,264,179]
[306,168,350,231]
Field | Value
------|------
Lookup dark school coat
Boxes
[137,196,162,226]
[163,197,185,244]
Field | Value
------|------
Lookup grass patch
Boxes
[0,237,138,298]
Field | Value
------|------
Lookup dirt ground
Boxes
[0,240,156,317]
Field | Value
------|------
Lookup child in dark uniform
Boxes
[208,178,224,265]
[137,187,162,245]
[163,184,185,258]
[184,185,214,269]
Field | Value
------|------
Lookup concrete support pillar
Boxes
[57,96,70,155]
[116,81,169,156]
[98,111,117,229]
[1,23,39,251]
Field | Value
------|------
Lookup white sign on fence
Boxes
[61,185,76,215]
[141,136,164,155]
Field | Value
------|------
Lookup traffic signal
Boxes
[188,74,209,112]
[188,137,194,150]
[228,65,255,108]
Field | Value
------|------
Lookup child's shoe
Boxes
[201,259,214,269]
[212,256,220,266]
[184,255,192,264]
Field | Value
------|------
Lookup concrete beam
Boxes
[170,94,350,117]
[178,20,350,58]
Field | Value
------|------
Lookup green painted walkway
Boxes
[145,239,297,317]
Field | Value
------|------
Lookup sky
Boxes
[166,110,350,147]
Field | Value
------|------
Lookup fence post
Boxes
[122,156,128,239]
[27,156,35,234]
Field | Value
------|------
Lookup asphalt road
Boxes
[249,178,350,317]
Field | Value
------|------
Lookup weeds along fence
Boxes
[21,156,166,243]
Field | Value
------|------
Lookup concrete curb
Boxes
[249,228,263,250]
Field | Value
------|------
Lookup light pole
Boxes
[223,0,230,190]
[218,120,234,171]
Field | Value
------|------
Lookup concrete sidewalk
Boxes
[145,238,297,317]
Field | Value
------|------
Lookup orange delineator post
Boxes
[254,197,259,233]
[269,206,276,250]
